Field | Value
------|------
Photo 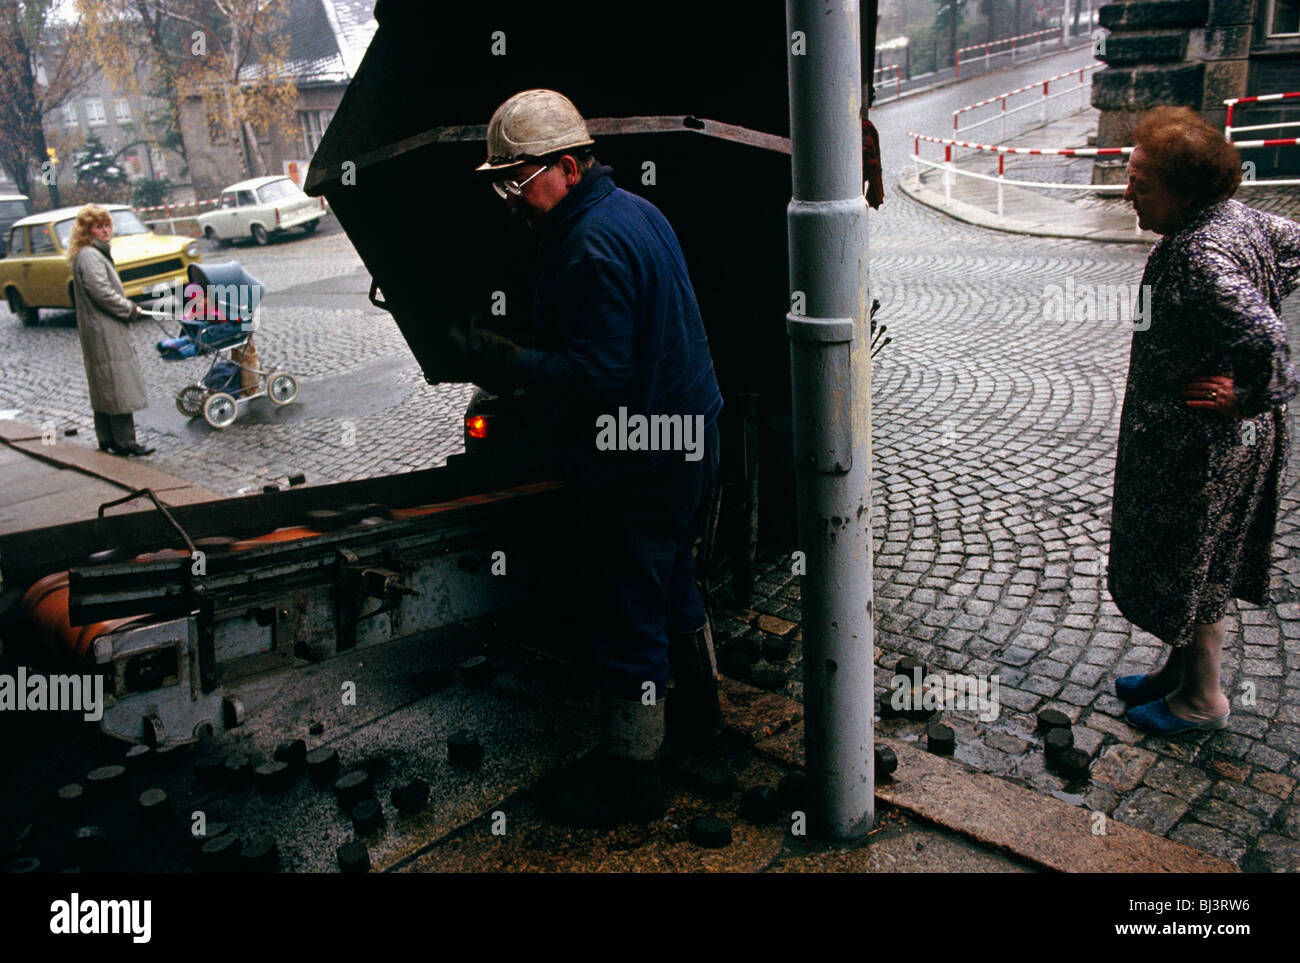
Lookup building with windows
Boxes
[1093,0,1300,177]
[178,0,376,199]
[44,62,185,190]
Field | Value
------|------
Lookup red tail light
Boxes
[275,208,281,226]
[320,197,326,211]
[465,414,488,440]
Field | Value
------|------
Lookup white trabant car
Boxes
[197,175,327,247]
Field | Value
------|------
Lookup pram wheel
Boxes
[175,385,207,418]
[203,392,239,429]
[267,371,299,406]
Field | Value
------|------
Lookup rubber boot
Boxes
[600,693,665,823]
[546,694,665,828]
[666,619,724,748]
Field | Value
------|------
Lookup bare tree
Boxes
[935,0,969,67]
[0,0,99,205]
[979,0,1011,42]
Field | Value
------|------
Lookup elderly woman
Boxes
[1110,107,1300,734]
[67,205,153,456]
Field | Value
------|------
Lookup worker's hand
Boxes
[468,328,522,393]
[1182,374,1245,419]
[473,329,521,368]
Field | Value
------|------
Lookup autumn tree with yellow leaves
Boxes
[78,0,299,184]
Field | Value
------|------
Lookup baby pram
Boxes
[152,261,299,429]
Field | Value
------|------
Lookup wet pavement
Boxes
[2,45,1299,872]
[698,49,1300,871]
[0,219,475,497]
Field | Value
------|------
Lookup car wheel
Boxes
[8,288,38,326]
[302,219,319,234]
[202,391,239,429]
[251,224,269,246]
[175,385,207,418]
[267,371,299,406]
[204,225,228,248]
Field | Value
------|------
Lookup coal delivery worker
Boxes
[466,89,725,827]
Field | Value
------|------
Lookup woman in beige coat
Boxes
[68,205,153,456]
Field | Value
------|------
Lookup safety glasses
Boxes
[491,164,549,200]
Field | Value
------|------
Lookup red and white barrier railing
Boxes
[136,198,220,217]
[1225,92,1300,141]
[1232,136,1300,148]
[912,131,1129,158]
[137,197,221,234]
[955,27,1062,79]
[907,129,1130,221]
[907,68,1300,228]
[954,63,1102,140]
[1222,94,1300,186]
[910,132,1300,225]
[1226,135,1300,184]
[872,63,902,100]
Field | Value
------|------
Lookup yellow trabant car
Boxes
[0,204,201,325]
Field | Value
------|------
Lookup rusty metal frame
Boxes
[96,488,197,557]
[306,116,791,193]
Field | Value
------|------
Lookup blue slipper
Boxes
[1125,697,1229,735]
[1115,673,1174,705]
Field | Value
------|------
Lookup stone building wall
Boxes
[180,85,344,200]
[1091,0,1257,182]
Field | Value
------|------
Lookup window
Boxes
[60,102,77,126]
[8,227,27,256]
[29,225,55,254]
[298,109,332,154]
[1271,0,1300,34]
[220,192,238,209]
[115,99,132,122]
[52,210,147,248]
[108,210,148,235]
[258,179,300,203]
[85,98,106,125]
[236,190,256,207]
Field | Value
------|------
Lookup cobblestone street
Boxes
[701,49,1300,871]
[2,46,1299,870]
[0,222,474,496]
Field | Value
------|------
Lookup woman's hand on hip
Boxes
[1182,375,1245,418]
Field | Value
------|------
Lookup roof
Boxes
[220,175,296,193]
[13,204,129,227]
[245,0,377,86]
[321,0,377,77]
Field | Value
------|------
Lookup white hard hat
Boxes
[476,89,595,172]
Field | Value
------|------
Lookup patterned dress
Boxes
[1109,199,1300,646]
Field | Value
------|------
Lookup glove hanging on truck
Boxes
[861,106,885,211]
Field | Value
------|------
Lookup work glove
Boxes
[467,327,523,395]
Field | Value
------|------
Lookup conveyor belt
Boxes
[65,481,565,625]
[0,451,554,593]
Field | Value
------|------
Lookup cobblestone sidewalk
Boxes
[701,99,1300,870]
